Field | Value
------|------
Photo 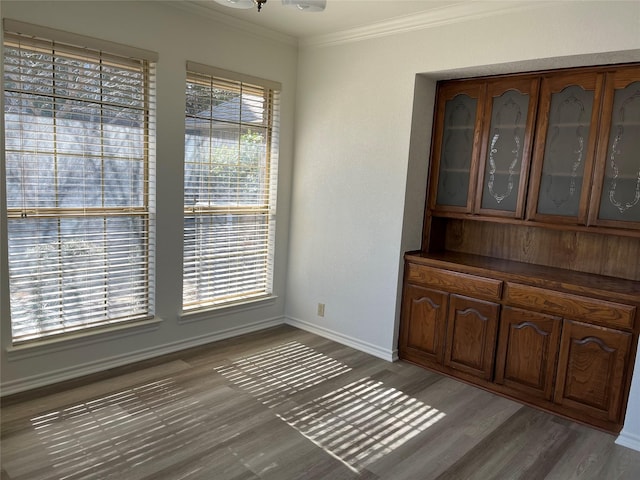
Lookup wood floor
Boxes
[2,325,640,480]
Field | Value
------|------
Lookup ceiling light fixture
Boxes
[282,0,326,12]
[213,0,326,13]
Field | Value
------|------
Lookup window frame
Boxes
[2,20,157,344]
[183,62,281,313]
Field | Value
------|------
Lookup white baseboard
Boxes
[1,316,284,397]
[616,430,640,452]
[2,316,397,396]
[285,316,397,362]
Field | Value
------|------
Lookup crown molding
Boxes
[300,1,552,49]
[162,1,552,50]
[162,0,298,47]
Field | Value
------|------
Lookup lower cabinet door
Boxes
[400,284,448,365]
[444,294,500,380]
[495,307,561,400]
[554,320,632,423]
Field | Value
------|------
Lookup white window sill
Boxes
[179,295,278,324]
[6,317,162,361]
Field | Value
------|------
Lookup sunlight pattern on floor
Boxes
[278,377,445,471]
[26,379,207,480]
[214,341,352,407]
[216,342,445,472]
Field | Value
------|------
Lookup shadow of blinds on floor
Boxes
[216,341,446,473]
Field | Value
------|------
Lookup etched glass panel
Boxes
[599,81,640,222]
[481,90,529,212]
[537,85,594,216]
[436,94,477,207]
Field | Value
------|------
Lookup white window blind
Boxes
[3,24,156,343]
[184,63,280,311]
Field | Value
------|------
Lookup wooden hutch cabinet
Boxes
[399,64,640,433]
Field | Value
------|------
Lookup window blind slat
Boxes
[183,68,279,311]
[4,29,155,343]
[186,61,281,92]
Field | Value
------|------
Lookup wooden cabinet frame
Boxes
[399,284,448,365]
[495,307,562,401]
[555,320,632,422]
[588,66,640,230]
[526,71,604,225]
[474,76,540,219]
[428,80,486,215]
[399,257,639,433]
[444,295,499,380]
[402,63,640,433]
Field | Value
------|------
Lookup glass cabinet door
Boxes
[590,67,640,229]
[527,72,602,224]
[476,77,539,217]
[429,81,485,213]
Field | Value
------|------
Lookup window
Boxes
[184,62,280,311]
[3,21,157,343]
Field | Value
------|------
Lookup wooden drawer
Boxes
[406,263,502,301]
[504,283,636,330]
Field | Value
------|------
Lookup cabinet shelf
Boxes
[491,123,527,129]
[444,125,475,131]
[539,172,585,178]
[486,171,522,176]
[602,174,640,181]
[547,122,593,128]
[613,121,640,127]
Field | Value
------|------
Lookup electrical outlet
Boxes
[317,303,325,317]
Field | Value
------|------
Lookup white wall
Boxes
[0,1,297,393]
[286,0,640,441]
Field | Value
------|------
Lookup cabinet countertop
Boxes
[405,250,640,305]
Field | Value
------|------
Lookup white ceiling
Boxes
[178,0,488,41]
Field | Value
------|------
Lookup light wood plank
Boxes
[2,325,639,480]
